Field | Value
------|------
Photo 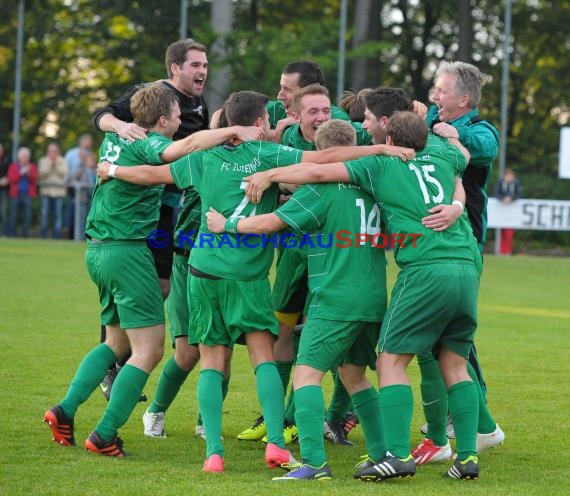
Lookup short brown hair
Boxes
[291,84,330,114]
[314,120,356,150]
[224,91,269,126]
[165,39,207,78]
[130,83,179,129]
[386,111,428,151]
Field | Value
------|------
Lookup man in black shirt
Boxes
[91,39,210,402]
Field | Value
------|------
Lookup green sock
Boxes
[255,362,285,447]
[352,388,385,461]
[325,371,352,423]
[197,369,224,457]
[448,380,478,460]
[379,384,413,459]
[196,374,229,427]
[148,356,190,414]
[417,353,448,446]
[467,362,496,434]
[276,360,294,392]
[60,344,116,418]
[95,364,149,441]
[284,384,296,424]
[294,385,327,467]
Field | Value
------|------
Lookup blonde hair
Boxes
[314,120,356,150]
[130,83,179,129]
[291,84,330,114]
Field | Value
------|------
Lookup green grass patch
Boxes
[1,238,568,495]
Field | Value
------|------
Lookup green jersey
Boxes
[174,188,201,251]
[427,105,499,248]
[266,100,351,129]
[170,140,303,280]
[275,183,387,322]
[85,131,172,241]
[344,132,479,268]
[281,123,372,150]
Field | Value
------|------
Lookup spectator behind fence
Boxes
[64,134,96,239]
[8,147,37,238]
[38,142,68,239]
[494,168,521,255]
[0,142,10,236]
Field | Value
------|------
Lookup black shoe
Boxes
[85,431,126,457]
[43,405,75,446]
[324,420,354,446]
[354,453,416,481]
[445,455,479,480]
[100,365,147,402]
[341,411,359,435]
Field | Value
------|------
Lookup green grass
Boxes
[1,238,569,495]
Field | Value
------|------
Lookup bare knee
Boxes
[173,339,200,372]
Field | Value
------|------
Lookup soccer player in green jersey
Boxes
[43,84,264,457]
[238,111,484,481]
[417,61,504,461]
[205,119,388,480]
[238,84,369,445]
[96,90,413,472]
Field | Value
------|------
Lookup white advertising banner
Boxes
[487,198,570,231]
[559,127,570,179]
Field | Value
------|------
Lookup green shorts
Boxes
[272,245,308,313]
[296,318,380,372]
[85,240,165,329]
[166,254,199,345]
[379,262,479,358]
[190,275,278,346]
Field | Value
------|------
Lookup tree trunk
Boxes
[207,0,234,113]
[457,0,473,62]
[350,0,382,91]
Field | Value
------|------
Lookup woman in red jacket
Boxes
[8,147,37,237]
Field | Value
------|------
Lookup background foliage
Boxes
[1,0,569,243]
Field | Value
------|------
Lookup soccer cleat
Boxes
[85,431,126,457]
[354,453,416,481]
[195,424,206,440]
[445,455,479,480]
[324,420,354,446]
[476,424,505,453]
[203,454,224,473]
[411,438,453,465]
[354,454,376,471]
[272,462,332,481]
[420,414,455,438]
[237,414,266,441]
[43,405,75,446]
[100,365,147,402]
[265,442,298,469]
[194,424,223,441]
[341,411,359,435]
[262,421,299,445]
[143,410,166,438]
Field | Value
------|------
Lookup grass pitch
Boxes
[0,238,568,495]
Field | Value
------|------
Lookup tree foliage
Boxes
[0,0,568,209]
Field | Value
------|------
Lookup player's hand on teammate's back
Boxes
[96,161,112,183]
[235,126,265,142]
[243,171,272,204]
[421,203,463,231]
[206,207,227,233]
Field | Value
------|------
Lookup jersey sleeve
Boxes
[140,134,174,165]
[343,156,384,199]
[257,142,303,169]
[170,151,204,190]
[274,184,325,233]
